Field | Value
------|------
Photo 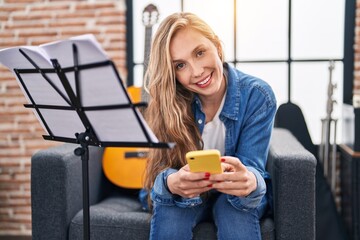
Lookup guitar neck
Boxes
[141,26,153,102]
[143,26,152,76]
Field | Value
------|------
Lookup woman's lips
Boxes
[196,73,212,88]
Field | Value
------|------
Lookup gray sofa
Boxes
[31,128,316,240]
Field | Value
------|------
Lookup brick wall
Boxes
[0,0,126,236]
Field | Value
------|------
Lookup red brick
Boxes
[0,39,28,48]
[75,2,116,11]
[0,222,22,230]
[0,5,27,13]
[0,164,30,175]
[0,177,29,188]
[4,21,46,30]
[12,12,53,21]
[8,190,31,199]
[105,41,126,51]
[2,80,19,88]
[98,9,124,18]
[1,215,31,224]
[0,31,15,38]
[29,3,71,12]
[60,29,101,38]
[0,73,14,82]
[4,0,42,3]
[105,26,126,35]
[96,17,124,26]
[13,207,31,215]
[22,183,31,191]
[55,11,95,19]
[30,37,62,46]
[0,174,30,184]
[0,15,8,22]
[48,19,87,28]
[18,30,58,38]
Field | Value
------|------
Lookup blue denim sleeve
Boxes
[150,168,177,206]
[227,166,266,210]
[138,168,177,210]
[150,168,203,208]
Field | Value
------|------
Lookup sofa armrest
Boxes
[31,143,106,240]
[267,128,316,240]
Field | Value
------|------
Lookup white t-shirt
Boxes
[202,94,226,155]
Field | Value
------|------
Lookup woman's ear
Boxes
[216,43,223,59]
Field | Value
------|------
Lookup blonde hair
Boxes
[144,12,224,194]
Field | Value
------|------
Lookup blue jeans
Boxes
[149,191,268,240]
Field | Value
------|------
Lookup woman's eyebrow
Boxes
[171,44,206,62]
[192,44,205,54]
[172,59,183,64]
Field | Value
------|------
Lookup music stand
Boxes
[9,43,173,240]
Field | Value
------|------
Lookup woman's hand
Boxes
[167,165,213,198]
[209,156,257,197]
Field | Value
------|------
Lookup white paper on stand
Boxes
[0,34,159,144]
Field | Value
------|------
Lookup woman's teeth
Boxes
[198,75,211,85]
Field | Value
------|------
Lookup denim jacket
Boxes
[144,63,277,211]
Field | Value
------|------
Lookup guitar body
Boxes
[127,85,141,103]
[102,86,145,189]
[103,147,148,189]
[101,4,159,189]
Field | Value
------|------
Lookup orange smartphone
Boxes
[185,149,222,174]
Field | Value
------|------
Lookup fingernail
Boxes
[203,177,209,180]
[205,172,211,177]
[221,158,225,162]
[207,184,213,188]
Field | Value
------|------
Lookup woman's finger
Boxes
[179,165,210,181]
[220,156,247,172]
[211,170,257,197]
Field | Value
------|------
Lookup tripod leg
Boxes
[75,137,90,240]
[81,145,90,240]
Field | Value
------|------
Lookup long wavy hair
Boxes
[143,12,224,195]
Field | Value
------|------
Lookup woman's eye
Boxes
[197,50,204,57]
[176,63,185,70]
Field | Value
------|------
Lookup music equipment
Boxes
[126,4,159,103]
[102,4,159,189]
[319,60,338,193]
[102,147,148,189]
[140,3,159,103]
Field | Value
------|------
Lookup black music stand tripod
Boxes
[13,44,173,240]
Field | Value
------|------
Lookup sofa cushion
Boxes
[69,192,274,240]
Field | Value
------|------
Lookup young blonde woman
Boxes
[141,12,277,240]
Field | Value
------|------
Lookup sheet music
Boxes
[86,108,158,142]
[40,34,109,68]
[0,34,159,144]
[0,46,52,70]
[0,46,57,105]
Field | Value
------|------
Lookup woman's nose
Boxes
[191,62,204,78]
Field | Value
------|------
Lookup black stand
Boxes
[74,132,91,240]
[13,44,173,240]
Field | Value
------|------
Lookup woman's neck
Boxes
[200,74,227,123]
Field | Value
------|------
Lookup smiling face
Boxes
[170,27,225,101]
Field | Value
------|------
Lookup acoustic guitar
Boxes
[102,4,159,189]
